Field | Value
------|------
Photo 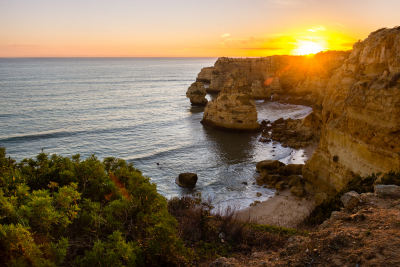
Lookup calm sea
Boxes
[0,57,312,209]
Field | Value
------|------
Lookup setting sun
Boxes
[294,40,325,55]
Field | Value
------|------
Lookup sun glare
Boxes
[295,40,325,55]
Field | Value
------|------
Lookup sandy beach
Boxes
[237,189,315,228]
[237,144,318,228]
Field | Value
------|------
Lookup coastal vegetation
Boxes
[0,147,186,266]
[0,148,301,266]
[3,146,399,266]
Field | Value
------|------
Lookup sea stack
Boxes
[186,82,208,106]
[201,72,260,132]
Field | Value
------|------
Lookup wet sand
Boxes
[237,143,318,228]
[283,143,318,165]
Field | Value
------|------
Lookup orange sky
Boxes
[0,0,399,57]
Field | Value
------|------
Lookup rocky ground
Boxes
[259,115,320,149]
[255,160,309,198]
[208,186,400,267]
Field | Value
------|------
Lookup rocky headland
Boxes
[194,26,400,196]
[197,51,350,101]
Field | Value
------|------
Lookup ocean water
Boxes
[0,57,312,209]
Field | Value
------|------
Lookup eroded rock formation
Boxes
[303,27,400,193]
[196,52,349,99]
[196,67,214,83]
[186,82,208,106]
[201,73,260,132]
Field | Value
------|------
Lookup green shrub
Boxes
[0,148,187,267]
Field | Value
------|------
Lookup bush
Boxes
[379,171,400,186]
[168,194,295,262]
[0,148,187,267]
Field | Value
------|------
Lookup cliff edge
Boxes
[303,27,400,193]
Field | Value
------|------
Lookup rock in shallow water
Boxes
[176,173,198,188]
[256,160,286,173]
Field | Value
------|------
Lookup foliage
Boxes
[0,147,302,266]
[168,195,287,263]
[379,171,400,186]
[0,148,186,267]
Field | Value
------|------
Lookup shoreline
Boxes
[236,189,315,228]
[236,143,318,228]
[281,142,318,165]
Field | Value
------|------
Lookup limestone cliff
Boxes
[196,67,214,83]
[201,73,260,132]
[303,27,400,193]
[197,53,349,100]
[250,80,271,99]
[293,51,350,104]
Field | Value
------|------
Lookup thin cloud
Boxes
[269,0,303,7]
[221,33,230,38]
[334,23,346,27]
[308,26,326,32]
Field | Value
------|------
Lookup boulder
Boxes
[288,175,303,187]
[374,185,400,198]
[340,191,361,210]
[258,137,271,142]
[275,181,287,191]
[274,117,285,124]
[269,174,282,182]
[330,211,341,220]
[256,160,286,173]
[176,173,198,188]
[279,164,303,175]
[210,257,238,267]
[291,186,306,197]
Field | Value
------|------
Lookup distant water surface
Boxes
[0,58,312,209]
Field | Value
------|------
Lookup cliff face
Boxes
[250,80,271,99]
[201,73,260,132]
[293,51,350,103]
[196,67,214,83]
[198,53,349,99]
[303,27,400,193]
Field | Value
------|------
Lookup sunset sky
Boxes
[1,0,399,57]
